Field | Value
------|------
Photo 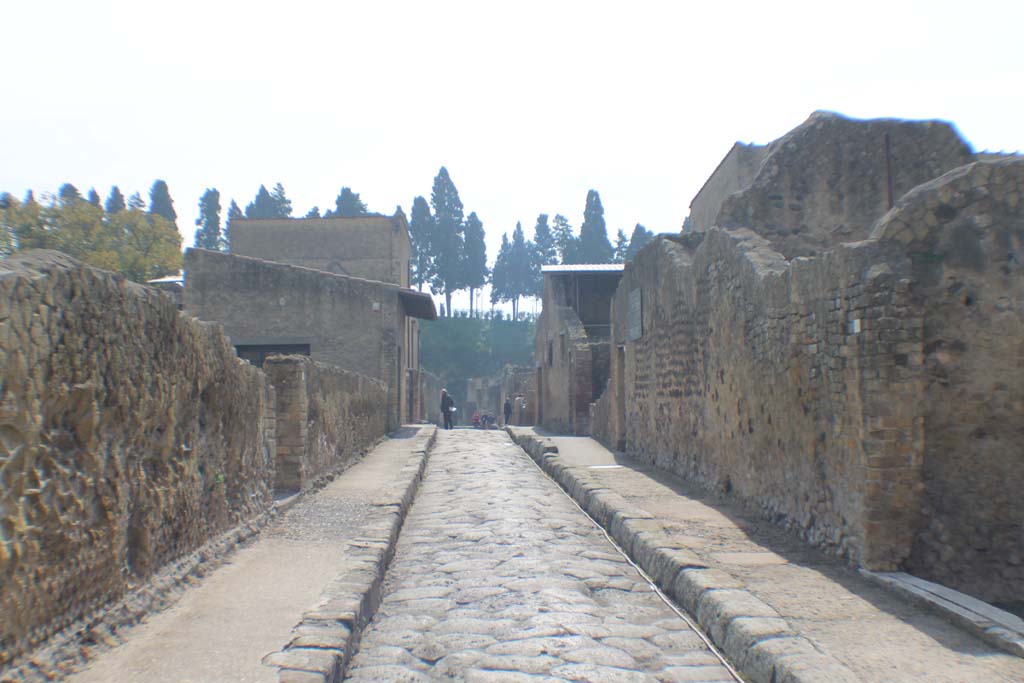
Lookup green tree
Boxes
[490,232,512,308]
[148,180,177,228]
[551,213,578,264]
[507,221,536,318]
[577,189,613,263]
[87,188,101,207]
[245,185,276,218]
[531,213,557,296]
[462,211,488,316]
[194,188,224,250]
[128,192,145,210]
[625,223,655,260]
[0,194,181,281]
[429,167,465,316]
[59,183,81,205]
[613,229,629,263]
[270,182,292,217]
[105,186,126,214]
[304,206,321,218]
[225,200,243,250]
[409,195,434,291]
[332,187,368,217]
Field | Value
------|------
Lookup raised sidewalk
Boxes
[57,425,435,683]
[508,427,1024,683]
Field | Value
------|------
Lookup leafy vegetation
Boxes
[0,189,181,281]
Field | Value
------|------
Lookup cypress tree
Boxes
[128,192,146,210]
[409,196,434,291]
[613,229,629,263]
[245,185,277,218]
[552,213,577,264]
[270,182,292,217]
[334,187,368,217]
[429,167,465,316]
[149,180,177,228]
[225,200,243,250]
[194,188,224,250]
[462,212,488,316]
[58,183,81,206]
[105,186,126,214]
[625,223,655,260]
[577,189,613,263]
[87,188,101,207]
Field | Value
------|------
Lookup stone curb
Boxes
[506,427,860,683]
[860,570,1024,658]
[265,425,438,683]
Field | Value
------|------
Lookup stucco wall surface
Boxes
[264,356,386,492]
[0,251,274,665]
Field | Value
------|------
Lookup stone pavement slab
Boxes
[344,430,740,683]
[60,425,434,683]
[509,428,1024,683]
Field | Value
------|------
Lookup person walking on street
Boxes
[503,397,513,426]
[441,389,455,430]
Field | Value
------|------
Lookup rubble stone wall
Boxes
[604,234,923,569]
[535,302,592,435]
[873,160,1024,602]
[0,251,275,665]
[264,356,387,492]
[598,159,1024,600]
[714,111,973,258]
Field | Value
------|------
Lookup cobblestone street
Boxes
[345,430,737,683]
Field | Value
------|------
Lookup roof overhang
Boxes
[398,289,438,320]
[541,263,625,274]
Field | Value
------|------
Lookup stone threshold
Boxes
[506,427,859,683]
[860,570,1024,658]
[263,425,438,683]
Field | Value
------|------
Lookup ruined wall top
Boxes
[693,111,974,258]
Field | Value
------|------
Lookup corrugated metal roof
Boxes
[541,263,625,273]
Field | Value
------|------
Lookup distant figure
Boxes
[503,398,513,426]
[441,389,455,430]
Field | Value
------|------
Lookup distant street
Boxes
[345,430,736,682]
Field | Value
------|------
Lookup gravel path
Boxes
[345,430,736,683]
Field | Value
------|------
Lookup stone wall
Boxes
[597,159,1024,601]
[535,302,592,434]
[601,233,922,569]
[689,142,766,232]
[228,213,411,287]
[184,248,411,430]
[711,111,973,258]
[0,251,275,666]
[871,159,1024,602]
[264,356,387,492]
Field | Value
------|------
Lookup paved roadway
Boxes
[345,429,737,683]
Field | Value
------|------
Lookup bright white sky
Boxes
[2,1,1021,312]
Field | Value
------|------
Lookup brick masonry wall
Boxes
[264,356,387,492]
[873,159,1024,602]
[0,251,274,665]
